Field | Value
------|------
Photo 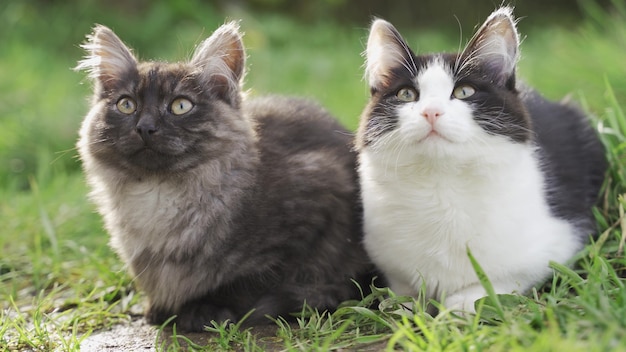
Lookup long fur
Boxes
[76,23,375,331]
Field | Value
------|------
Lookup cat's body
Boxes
[357,8,606,311]
[76,23,373,331]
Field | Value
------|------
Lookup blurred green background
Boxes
[0,0,624,192]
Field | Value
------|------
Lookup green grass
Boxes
[1,1,625,351]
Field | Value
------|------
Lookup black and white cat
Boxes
[76,22,375,331]
[357,7,606,312]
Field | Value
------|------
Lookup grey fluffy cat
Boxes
[76,22,374,332]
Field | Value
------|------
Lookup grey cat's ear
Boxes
[460,7,520,87]
[190,21,245,106]
[76,25,138,90]
[365,19,416,92]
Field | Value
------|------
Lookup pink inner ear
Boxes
[220,39,245,80]
[190,22,246,83]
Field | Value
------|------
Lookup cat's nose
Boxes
[136,118,159,142]
[421,107,444,125]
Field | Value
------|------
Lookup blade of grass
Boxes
[467,246,504,320]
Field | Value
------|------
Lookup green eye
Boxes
[453,85,476,99]
[170,97,193,115]
[396,87,418,102]
[116,97,136,114]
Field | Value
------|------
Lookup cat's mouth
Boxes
[132,139,178,157]
[136,145,160,155]
[126,146,174,166]
[426,130,443,139]
[114,134,192,172]
[416,129,453,144]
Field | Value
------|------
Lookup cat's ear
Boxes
[460,7,519,87]
[190,21,245,106]
[365,19,416,92]
[76,25,138,91]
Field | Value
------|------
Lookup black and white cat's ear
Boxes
[365,19,416,92]
[461,7,520,87]
[76,25,138,90]
[190,21,245,106]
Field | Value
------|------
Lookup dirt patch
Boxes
[80,318,158,351]
[79,317,287,351]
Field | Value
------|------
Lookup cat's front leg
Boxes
[387,274,419,298]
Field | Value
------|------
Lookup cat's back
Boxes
[243,94,359,209]
[522,89,606,230]
[245,96,354,156]
[238,95,367,294]
[245,96,357,186]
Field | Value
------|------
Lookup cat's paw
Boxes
[443,293,478,313]
[147,302,237,332]
[443,286,486,313]
[145,305,173,327]
[179,302,237,332]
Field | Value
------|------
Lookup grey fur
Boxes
[77,23,375,332]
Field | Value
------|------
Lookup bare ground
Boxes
[79,317,289,351]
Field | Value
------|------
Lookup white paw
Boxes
[443,293,478,313]
[443,285,488,313]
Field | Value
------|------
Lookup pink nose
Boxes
[421,107,443,124]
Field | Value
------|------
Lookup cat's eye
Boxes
[452,85,476,100]
[170,97,194,116]
[116,97,136,114]
[396,87,418,102]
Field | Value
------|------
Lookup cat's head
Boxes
[76,22,252,175]
[357,7,531,163]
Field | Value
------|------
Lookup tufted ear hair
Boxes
[459,7,520,87]
[190,21,246,107]
[76,24,138,92]
[365,18,417,93]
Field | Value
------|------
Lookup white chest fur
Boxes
[359,141,581,311]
